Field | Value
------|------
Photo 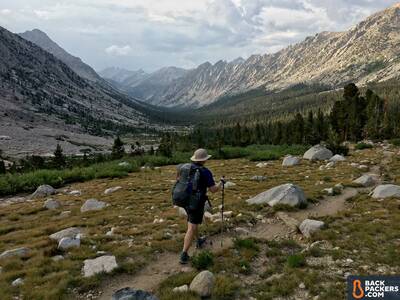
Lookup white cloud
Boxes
[0,9,12,15]
[105,45,132,56]
[1,0,398,71]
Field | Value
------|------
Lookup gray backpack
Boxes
[172,163,202,208]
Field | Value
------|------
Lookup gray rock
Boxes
[224,181,236,188]
[0,247,30,260]
[329,154,346,162]
[353,174,379,187]
[112,287,159,300]
[12,278,24,286]
[43,198,61,210]
[372,185,400,199]
[282,155,301,166]
[246,183,306,207]
[81,199,107,212]
[69,190,82,196]
[172,285,189,293]
[60,211,71,218]
[58,237,80,250]
[104,186,122,195]
[190,270,215,297]
[51,255,64,262]
[83,255,118,277]
[30,185,56,199]
[299,219,325,238]
[49,227,81,242]
[303,145,333,161]
[250,175,267,182]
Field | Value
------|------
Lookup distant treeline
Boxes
[157,83,400,155]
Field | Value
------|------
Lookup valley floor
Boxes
[0,145,399,299]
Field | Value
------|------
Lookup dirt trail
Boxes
[97,187,358,299]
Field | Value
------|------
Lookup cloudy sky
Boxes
[0,0,398,72]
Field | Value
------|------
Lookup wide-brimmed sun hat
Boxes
[190,148,212,162]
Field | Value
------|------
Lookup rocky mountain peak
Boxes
[19,28,102,82]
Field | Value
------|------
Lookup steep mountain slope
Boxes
[19,29,102,83]
[0,26,164,156]
[140,4,400,108]
[99,67,148,85]
[125,66,189,102]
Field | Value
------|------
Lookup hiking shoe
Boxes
[196,236,207,249]
[179,252,190,264]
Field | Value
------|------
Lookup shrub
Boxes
[233,238,259,251]
[355,142,373,150]
[287,254,306,268]
[191,251,214,270]
[390,138,400,146]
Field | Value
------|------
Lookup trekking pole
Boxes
[220,176,225,247]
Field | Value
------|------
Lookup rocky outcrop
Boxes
[124,5,400,107]
[371,184,400,198]
[83,255,118,277]
[189,270,215,297]
[303,145,333,161]
[246,183,306,207]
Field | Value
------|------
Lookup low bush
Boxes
[191,250,214,270]
[355,142,373,150]
[287,254,306,268]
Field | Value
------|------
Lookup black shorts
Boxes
[185,205,205,225]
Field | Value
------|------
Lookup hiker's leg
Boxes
[183,222,198,252]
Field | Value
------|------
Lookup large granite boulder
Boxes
[371,185,400,199]
[246,183,306,207]
[58,237,80,250]
[303,145,333,161]
[282,155,301,167]
[189,270,215,297]
[31,185,56,199]
[49,227,81,242]
[80,199,107,212]
[83,255,118,277]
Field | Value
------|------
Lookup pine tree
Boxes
[158,133,173,157]
[365,90,385,139]
[293,113,305,144]
[111,137,125,159]
[0,160,5,174]
[53,144,66,168]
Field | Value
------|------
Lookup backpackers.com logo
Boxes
[348,276,400,300]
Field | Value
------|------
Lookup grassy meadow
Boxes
[0,145,398,299]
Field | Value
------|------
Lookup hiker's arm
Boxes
[209,184,220,193]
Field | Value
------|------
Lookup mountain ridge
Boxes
[112,4,400,108]
[19,29,103,83]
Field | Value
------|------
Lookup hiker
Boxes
[174,148,222,264]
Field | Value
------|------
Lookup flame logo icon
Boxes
[352,279,365,299]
